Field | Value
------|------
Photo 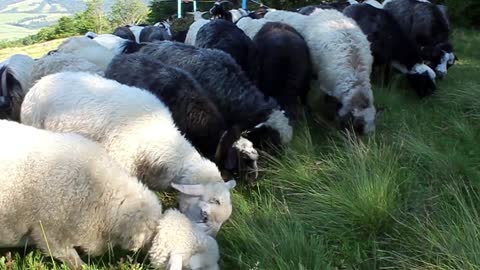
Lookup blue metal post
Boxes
[193,0,197,12]
[177,0,182,18]
[242,0,247,10]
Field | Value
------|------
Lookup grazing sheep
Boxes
[112,25,136,41]
[195,19,258,83]
[264,9,378,135]
[252,22,312,117]
[383,0,456,78]
[105,53,259,182]
[0,119,162,270]
[0,54,34,121]
[138,41,293,148]
[149,209,220,270]
[343,3,437,97]
[21,71,236,236]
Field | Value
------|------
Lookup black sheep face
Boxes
[421,43,456,79]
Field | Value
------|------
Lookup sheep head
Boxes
[171,180,236,237]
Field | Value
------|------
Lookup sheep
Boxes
[209,1,248,23]
[84,33,143,55]
[21,71,236,236]
[112,25,136,41]
[383,0,456,78]
[0,54,34,121]
[343,3,437,97]
[195,19,258,83]
[235,16,268,39]
[105,53,258,180]
[184,17,211,45]
[264,9,378,135]
[0,119,161,269]
[140,25,172,42]
[56,36,116,71]
[252,22,312,117]
[138,41,293,148]
[149,209,220,270]
[0,51,108,121]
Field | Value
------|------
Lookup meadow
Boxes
[0,29,479,269]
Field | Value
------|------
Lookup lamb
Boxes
[0,119,219,270]
[383,0,456,78]
[105,53,258,181]
[149,209,220,270]
[264,9,378,135]
[343,3,437,97]
[21,71,236,236]
[138,41,293,148]
[0,54,34,120]
[195,19,258,83]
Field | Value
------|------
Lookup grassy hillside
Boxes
[0,38,66,60]
[0,29,479,269]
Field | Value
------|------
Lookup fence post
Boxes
[177,0,182,18]
[193,0,197,12]
[242,0,247,10]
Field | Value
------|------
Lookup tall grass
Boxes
[0,29,479,269]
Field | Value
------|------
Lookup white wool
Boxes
[21,71,233,236]
[149,209,219,270]
[348,0,359,4]
[56,36,115,71]
[392,61,436,81]
[254,110,293,144]
[265,10,376,134]
[236,17,268,39]
[129,25,144,43]
[0,119,162,269]
[185,19,210,45]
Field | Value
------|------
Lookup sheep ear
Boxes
[171,183,205,196]
[225,180,236,190]
[214,126,242,167]
[167,253,183,270]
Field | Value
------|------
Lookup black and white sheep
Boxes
[343,3,437,97]
[0,119,219,270]
[383,0,456,78]
[264,9,378,135]
[138,41,293,148]
[21,71,236,236]
[112,25,136,41]
[195,19,258,83]
[105,53,256,171]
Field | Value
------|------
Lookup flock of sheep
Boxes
[0,0,456,269]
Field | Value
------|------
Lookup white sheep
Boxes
[235,17,268,39]
[264,9,378,135]
[21,71,236,236]
[0,119,161,269]
[149,209,220,270]
[55,36,115,71]
[0,54,34,120]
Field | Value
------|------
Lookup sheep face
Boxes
[171,180,236,236]
[421,42,456,79]
[339,91,377,135]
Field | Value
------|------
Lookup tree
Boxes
[77,0,110,33]
[110,0,150,26]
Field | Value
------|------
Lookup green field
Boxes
[0,29,479,269]
[0,12,71,41]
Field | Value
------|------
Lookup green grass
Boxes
[0,38,66,61]
[0,12,71,41]
[0,29,479,269]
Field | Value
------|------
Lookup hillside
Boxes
[0,0,150,41]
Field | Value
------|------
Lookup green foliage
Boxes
[110,0,150,26]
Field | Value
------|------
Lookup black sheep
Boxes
[112,26,136,41]
[253,22,312,117]
[195,20,258,84]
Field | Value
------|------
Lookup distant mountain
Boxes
[0,0,151,41]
